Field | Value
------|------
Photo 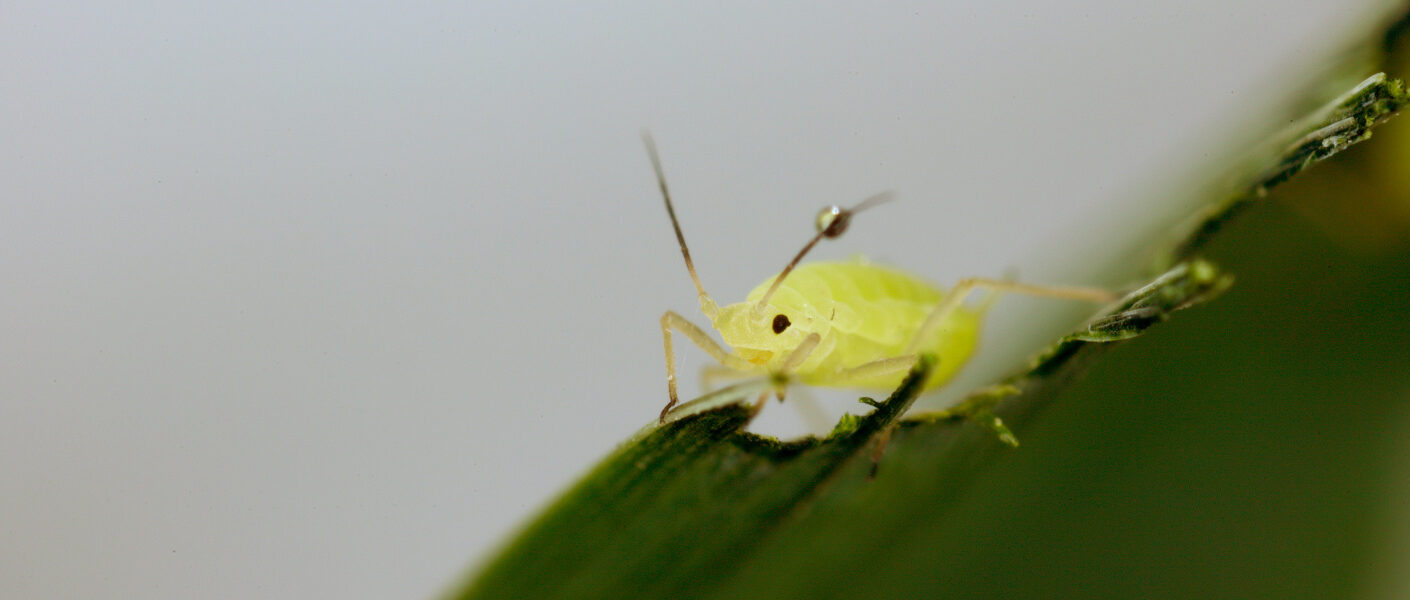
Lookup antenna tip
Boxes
[816,205,846,237]
[816,190,896,238]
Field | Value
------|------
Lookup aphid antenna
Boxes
[750,191,894,320]
[644,132,719,320]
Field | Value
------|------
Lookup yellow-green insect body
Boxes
[713,259,981,390]
[644,134,1113,423]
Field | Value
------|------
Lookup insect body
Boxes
[712,259,982,391]
[646,135,1114,422]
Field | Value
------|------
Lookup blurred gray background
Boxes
[1,2,1399,598]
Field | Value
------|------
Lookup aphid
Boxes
[646,135,1116,423]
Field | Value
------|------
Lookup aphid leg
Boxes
[700,364,751,394]
[786,387,834,433]
[833,356,929,465]
[660,310,756,422]
[906,278,1116,354]
[747,389,773,422]
[831,354,923,385]
[779,333,822,372]
[770,332,822,407]
[869,424,896,479]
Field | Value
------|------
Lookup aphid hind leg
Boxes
[905,278,1115,354]
[660,311,756,422]
[786,387,834,433]
[869,424,895,479]
[830,354,923,385]
[700,364,752,394]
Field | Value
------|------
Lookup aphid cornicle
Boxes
[646,135,1115,422]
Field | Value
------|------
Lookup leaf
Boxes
[453,15,1410,600]
[458,252,1227,600]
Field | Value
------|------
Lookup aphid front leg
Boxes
[766,332,822,406]
[906,278,1116,354]
[778,332,822,372]
[659,310,756,422]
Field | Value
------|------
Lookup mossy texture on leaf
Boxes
[1171,73,1407,261]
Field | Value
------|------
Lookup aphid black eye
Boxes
[772,314,791,334]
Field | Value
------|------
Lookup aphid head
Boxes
[712,286,823,368]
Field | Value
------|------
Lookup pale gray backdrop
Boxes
[2,2,1400,598]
